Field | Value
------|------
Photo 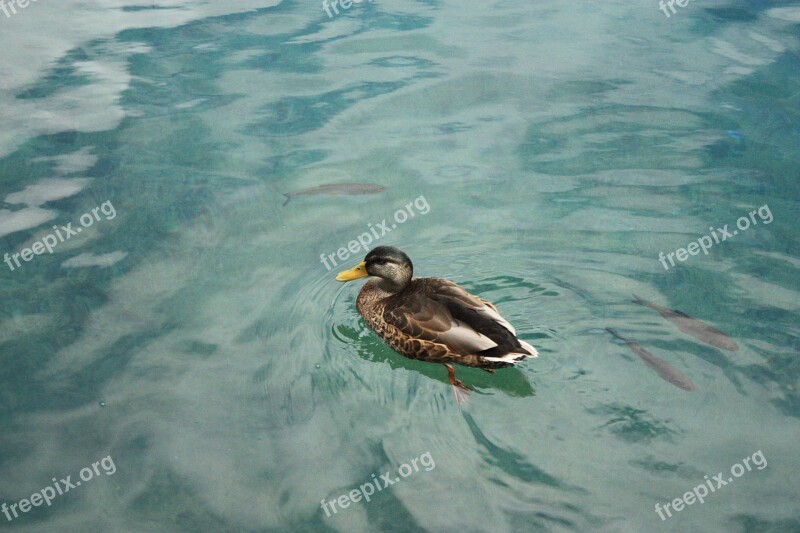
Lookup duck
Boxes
[336,246,537,403]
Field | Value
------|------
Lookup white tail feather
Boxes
[483,339,539,364]
[519,340,539,358]
[484,351,537,364]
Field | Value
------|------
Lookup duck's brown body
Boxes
[357,277,536,370]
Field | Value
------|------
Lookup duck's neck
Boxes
[376,275,411,294]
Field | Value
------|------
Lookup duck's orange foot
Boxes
[445,364,474,405]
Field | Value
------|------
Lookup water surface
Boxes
[0,1,799,532]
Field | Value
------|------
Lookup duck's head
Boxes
[336,246,413,292]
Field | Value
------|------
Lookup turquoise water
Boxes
[0,1,799,531]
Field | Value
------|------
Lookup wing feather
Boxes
[381,278,534,360]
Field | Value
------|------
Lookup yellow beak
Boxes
[336,261,368,282]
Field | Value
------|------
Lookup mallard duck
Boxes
[336,246,538,403]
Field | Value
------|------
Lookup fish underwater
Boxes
[605,328,696,392]
[282,183,385,206]
[632,294,739,352]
